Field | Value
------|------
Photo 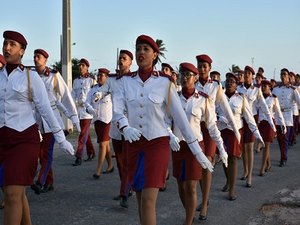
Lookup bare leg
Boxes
[241,144,248,178]
[4,185,25,225]
[103,141,113,170]
[136,191,142,223]
[21,193,32,225]
[177,181,186,208]
[228,156,238,198]
[95,143,106,176]
[200,156,213,217]
[183,180,197,225]
[260,143,270,175]
[140,188,159,225]
[245,142,254,186]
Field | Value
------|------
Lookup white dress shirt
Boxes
[0,65,66,143]
[113,71,198,143]
[71,76,94,119]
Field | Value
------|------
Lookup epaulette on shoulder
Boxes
[159,71,175,82]
[290,86,296,90]
[108,73,118,78]
[254,83,261,88]
[193,92,199,98]
[50,68,58,74]
[199,91,209,98]
[272,93,277,98]
[116,71,137,80]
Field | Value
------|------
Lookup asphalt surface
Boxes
[1,129,300,225]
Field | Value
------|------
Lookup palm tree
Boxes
[229,64,241,74]
[155,39,167,64]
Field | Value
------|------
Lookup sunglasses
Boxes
[180,71,196,78]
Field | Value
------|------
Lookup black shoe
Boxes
[84,154,95,162]
[240,175,248,180]
[196,200,209,211]
[93,174,100,179]
[41,184,54,193]
[228,195,237,201]
[159,183,167,192]
[198,215,207,220]
[222,185,229,192]
[73,158,82,166]
[113,195,121,201]
[120,196,129,208]
[31,183,42,195]
[279,161,286,167]
[102,166,114,174]
[246,183,252,188]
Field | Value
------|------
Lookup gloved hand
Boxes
[188,141,213,172]
[234,131,241,144]
[123,126,142,143]
[269,121,277,133]
[218,145,228,168]
[93,92,103,102]
[70,115,81,132]
[253,130,265,148]
[167,127,180,151]
[59,140,75,155]
[282,125,287,134]
[86,105,97,117]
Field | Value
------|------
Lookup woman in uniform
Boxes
[0,30,74,225]
[171,62,227,224]
[112,34,213,225]
[219,73,264,200]
[258,80,286,175]
[86,68,113,178]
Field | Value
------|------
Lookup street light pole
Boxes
[62,0,73,131]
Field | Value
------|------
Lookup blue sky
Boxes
[1,0,300,80]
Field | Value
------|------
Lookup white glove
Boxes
[123,126,142,143]
[167,128,180,151]
[93,92,103,102]
[59,140,75,155]
[234,130,241,144]
[282,125,287,134]
[253,130,265,148]
[70,115,81,132]
[218,145,228,168]
[188,141,213,172]
[86,105,97,117]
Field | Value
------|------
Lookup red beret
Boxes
[34,49,49,59]
[3,30,27,47]
[179,62,198,75]
[210,71,220,76]
[136,35,160,53]
[161,63,174,72]
[120,49,133,60]
[261,80,272,86]
[79,58,90,67]
[0,54,6,65]
[289,71,296,77]
[98,68,110,74]
[255,73,265,79]
[244,65,255,75]
[226,72,238,83]
[196,54,213,64]
[258,67,264,73]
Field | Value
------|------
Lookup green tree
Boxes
[51,58,82,81]
[155,39,167,64]
[229,64,241,74]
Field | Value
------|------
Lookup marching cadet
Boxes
[161,62,174,76]
[0,30,74,225]
[30,49,79,194]
[237,66,275,187]
[258,80,286,175]
[219,73,264,200]
[113,34,213,225]
[86,68,113,179]
[272,68,300,167]
[288,72,298,146]
[71,58,96,166]
[195,54,241,218]
[237,69,244,86]
[270,79,277,90]
[92,49,133,208]
[210,70,221,82]
[171,62,227,223]
[0,54,5,210]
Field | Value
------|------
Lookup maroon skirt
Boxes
[242,119,255,143]
[201,122,217,157]
[0,124,40,186]
[172,141,204,181]
[94,120,111,142]
[258,120,275,143]
[221,128,243,158]
[127,136,169,191]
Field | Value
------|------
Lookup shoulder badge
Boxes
[212,79,220,85]
[290,86,296,90]
[199,91,209,98]
[108,73,118,78]
[194,92,199,98]
[272,93,277,98]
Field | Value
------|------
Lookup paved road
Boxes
[1,130,300,225]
